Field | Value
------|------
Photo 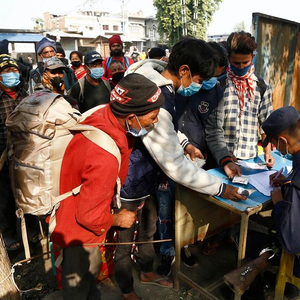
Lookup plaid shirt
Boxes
[0,88,27,155]
[222,74,272,159]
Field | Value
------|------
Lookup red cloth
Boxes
[102,56,134,80]
[109,35,123,47]
[51,105,135,248]
[71,64,87,80]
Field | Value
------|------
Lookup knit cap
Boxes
[0,54,19,73]
[55,42,65,57]
[110,73,165,116]
[109,35,123,47]
[0,39,9,55]
[37,37,56,55]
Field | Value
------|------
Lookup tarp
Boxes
[0,33,45,43]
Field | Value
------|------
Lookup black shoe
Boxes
[157,255,175,276]
[180,247,198,267]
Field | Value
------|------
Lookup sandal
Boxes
[4,237,21,251]
[27,229,42,243]
[202,240,222,256]
[140,276,173,289]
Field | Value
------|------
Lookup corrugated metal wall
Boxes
[252,13,300,111]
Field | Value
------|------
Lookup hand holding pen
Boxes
[270,167,286,187]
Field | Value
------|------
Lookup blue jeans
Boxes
[156,178,175,256]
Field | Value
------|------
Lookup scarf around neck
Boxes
[227,64,255,115]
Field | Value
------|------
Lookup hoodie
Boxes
[125,59,225,197]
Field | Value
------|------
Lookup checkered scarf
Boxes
[227,64,255,115]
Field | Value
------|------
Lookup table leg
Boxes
[174,199,181,291]
[234,212,249,300]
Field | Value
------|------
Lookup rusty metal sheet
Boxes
[252,13,300,111]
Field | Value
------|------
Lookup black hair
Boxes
[148,47,166,59]
[70,50,83,61]
[208,41,228,69]
[166,37,218,80]
[227,31,257,57]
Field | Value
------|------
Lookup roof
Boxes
[0,33,45,42]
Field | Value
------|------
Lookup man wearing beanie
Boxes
[102,34,134,80]
[0,54,40,251]
[29,37,76,94]
[114,38,245,300]
[50,73,165,300]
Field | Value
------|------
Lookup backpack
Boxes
[106,56,130,70]
[6,90,121,259]
[218,74,267,99]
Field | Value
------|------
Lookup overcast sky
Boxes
[0,0,299,35]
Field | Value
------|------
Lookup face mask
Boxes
[230,62,252,77]
[89,67,104,79]
[42,57,50,63]
[176,72,202,96]
[50,76,64,91]
[71,61,81,68]
[278,138,293,161]
[0,72,20,88]
[202,77,218,90]
[126,115,148,137]
[112,71,125,84]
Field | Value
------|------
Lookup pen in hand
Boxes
[270,167,284,186]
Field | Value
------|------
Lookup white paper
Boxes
[232,175,249,185]
[236,160,268,170]
[248,170,277,196]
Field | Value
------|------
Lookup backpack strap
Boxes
[78,77,85,102]
[102,79,111,93]
[106,56,113,70]
[124,56,129,68]
[218,74,267,99]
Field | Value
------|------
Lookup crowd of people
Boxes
[0,31,299,300]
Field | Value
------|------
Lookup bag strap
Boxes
[0,148,7,172]
[106,56,112,70]
[78,77,85,102]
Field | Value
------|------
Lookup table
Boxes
[174,151,292,300]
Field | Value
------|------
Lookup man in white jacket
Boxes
[114,38,245,300]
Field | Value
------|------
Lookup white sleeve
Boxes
[177,131,190,149]
[141,108,224,196]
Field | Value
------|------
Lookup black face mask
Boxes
[51,76,64,91]
[71,61,81,68]
[110,49,123,57]
[112,71,125,84]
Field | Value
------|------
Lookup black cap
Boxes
[55,42,65,57]
[110,73,165,116]
[84,50,103,64]
[0,39,9,55]
[43,56,67,71]
[262,106,300,147]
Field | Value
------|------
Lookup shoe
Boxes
[4,237,21,251]
[157,255,175,276]
[180,247,198,267]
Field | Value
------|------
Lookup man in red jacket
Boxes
[102,34,134,80]
[51,73,165,300]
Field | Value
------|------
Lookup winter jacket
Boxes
[51,105,135,247]
[124,59,226,197]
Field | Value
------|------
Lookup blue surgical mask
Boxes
[126,115,148,137]
[89,67,104,79]
[176,72,202,96]
[230,62,252,77]
[42,57,50,63]
[202,77,218,90]
[0,72,20,87]
[278,138,293,161]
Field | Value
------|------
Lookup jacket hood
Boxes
[125,59,173,88]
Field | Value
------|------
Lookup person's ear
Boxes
[178,65,190,78]
[126,114,136,126]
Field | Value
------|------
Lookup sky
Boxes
[0,0,299,35]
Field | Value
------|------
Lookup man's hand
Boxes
[113,209,137,228]
[264,152,275,168]
[184,143,205,160]
[270,172,286,187]
[221,185,247,201]
[271,187,283,205]
[224,162,242,179]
